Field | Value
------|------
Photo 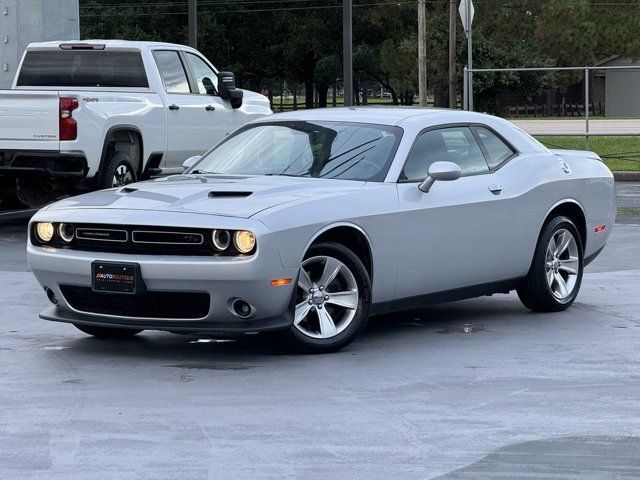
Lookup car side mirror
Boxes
[218,71,243,109]
[418,161,461,193]
[182,155,201,171]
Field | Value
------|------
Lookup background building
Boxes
[0,0,79,88]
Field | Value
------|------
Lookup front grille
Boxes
[33,223,253,256]
[60,285,210,319]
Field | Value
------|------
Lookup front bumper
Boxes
[27,239,298,334]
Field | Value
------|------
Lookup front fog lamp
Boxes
[212,229,231,250]
[35,222,54,243]
[233,230,256,253]
[58,223,74,243]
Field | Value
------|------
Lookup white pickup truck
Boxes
[0,40,272,208]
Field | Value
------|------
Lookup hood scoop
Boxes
[208,191,253,198]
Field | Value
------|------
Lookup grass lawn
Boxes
[535,136,640,171]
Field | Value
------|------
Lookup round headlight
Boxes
[35,222,54,243]
[58,223,74,243]
[212,229,231,250]
[233,231,256,254]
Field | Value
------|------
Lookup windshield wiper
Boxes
[264,172,310,177]
[190,170,223,175]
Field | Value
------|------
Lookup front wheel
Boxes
[284,242,371,353]
[74,324,143,339]
[517,216,584,312]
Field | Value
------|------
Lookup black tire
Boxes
[517,216,584,312]
[74,324,143,339]
[97,151,136,190]
[284,242,371,354]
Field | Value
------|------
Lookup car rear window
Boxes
[16,50,149,88]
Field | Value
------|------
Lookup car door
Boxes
[152,50,207,167]
[394,125,518,299]
[183,52,241,150]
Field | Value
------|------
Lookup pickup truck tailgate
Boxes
[0,91,60,150]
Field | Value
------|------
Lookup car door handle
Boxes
[489,185,503,195]
[205,105,216,111]
[168,104,180,111]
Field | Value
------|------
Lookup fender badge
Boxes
[560,160,571,174]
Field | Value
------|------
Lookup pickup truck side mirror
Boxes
[418,161,461,193]
[182,155,201,171]
[218,71,243,109]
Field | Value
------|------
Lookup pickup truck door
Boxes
[153,50,208,167]
[182,52,241,151]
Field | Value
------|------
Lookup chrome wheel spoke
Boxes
[298,267,313,292]
[316,307,338,337]
[555,231,571,257]
[546,268,555,286]
[554,272,569,298]
[318,257,342,287]
[294,301,313,326]
[558,257,578,275]
[326,289,358,309]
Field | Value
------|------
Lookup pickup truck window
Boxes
[185,53,219,95]
[17,50,148,88]
[153,50,190,94]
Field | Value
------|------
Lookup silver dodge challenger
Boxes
[27,108,615,353]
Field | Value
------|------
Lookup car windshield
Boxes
[189,121,402,182]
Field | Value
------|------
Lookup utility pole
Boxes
[188,0,197,49]
[343,0,354,107]
[417,0,427,107]
[448,0,457,108]
[465,0,473,110]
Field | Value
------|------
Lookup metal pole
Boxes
[466,0,473,111]
[343,0,354,107]
[448,0,457,108]
[463,66,468,110]
[584,67,590,150]
[188,0,197,49]
[418,0,428,107]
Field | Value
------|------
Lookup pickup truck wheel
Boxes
[99,152,136,189]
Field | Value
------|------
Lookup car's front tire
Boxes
[517,216,584,312]
[284,242,371,353]
[74,324,143,339]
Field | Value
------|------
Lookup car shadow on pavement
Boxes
[55,294,548,364]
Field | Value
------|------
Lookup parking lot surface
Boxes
[1,188,640,479]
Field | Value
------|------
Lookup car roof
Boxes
[253,106,508,128]
[26,39,191,51]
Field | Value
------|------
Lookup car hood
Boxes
[45,174,366,218]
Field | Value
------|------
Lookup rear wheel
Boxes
[517,216,584,312]
[98,151,136,189]
[284,242,371,353]
[74,324,143,339]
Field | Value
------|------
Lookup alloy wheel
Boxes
[294,255,359,339]
[112,164,134,187]
[545,228,579,301]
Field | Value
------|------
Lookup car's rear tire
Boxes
[284,242,371,353]
[517,216,584,312]
[98,151,136,189]
[74,324,143,339]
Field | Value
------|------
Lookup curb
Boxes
[613,171,640,181]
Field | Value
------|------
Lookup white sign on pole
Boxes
[458,0,475,35]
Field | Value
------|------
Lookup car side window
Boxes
[184,53,219,95]
[473,127,515,169]
[401,126,489,181]
[153,50,190,94]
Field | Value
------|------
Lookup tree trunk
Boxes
[317,83,329,108]
[303,52,316,109]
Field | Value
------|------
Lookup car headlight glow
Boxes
[234,230,256,253]
[58,223,75,243]
[35,222,54,243]
[212,229,231,250]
